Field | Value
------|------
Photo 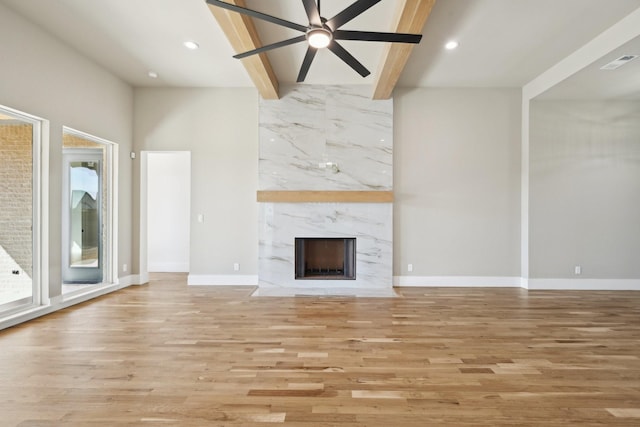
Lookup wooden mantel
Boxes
[257,191,393,203]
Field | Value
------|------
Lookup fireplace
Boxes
[256,86,393,296]
[295,238,356,280]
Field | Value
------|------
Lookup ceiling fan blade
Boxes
[233,35,307,59]
[328,41,370,78]
[334,30,422,44]
[206,0,307,33]
[302,0,321,26]
[325,0,382,31]
[297,47,318,82]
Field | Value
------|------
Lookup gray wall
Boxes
[530,100,640,279]
[394,88,522,277]
[133,87,522,279]
[133,88,258,277]
[0,3,134,296]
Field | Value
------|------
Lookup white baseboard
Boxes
[148,262,189,272]
[138,272,149,285]
[1,279,135,331]
[393,276,523,287]
[48,295,63,305]
[118,274,145,286]
[526,279,640,290]
[393,276,640,290]
[187,274,258,286]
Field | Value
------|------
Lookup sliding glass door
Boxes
[62,149,104,284]
[0,106,42,315]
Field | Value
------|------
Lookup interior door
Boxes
[62,149,103,284]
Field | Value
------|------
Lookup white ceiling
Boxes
[3,0,640,95]
[537,35,640,100]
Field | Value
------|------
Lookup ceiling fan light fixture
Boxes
[307,28,332,49]
[207,0,423,82]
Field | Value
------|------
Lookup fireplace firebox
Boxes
[295,238,356,280]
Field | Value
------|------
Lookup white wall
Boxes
[394,88,522,280]
[147,152,190,272]
[133,88,258,279]
[530,100,640,279]
[0,3,133,297]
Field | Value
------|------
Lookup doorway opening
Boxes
[142,151,191,279]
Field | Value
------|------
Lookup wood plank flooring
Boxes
[1,273,640,426]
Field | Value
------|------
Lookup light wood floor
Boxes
[1,273,640,426]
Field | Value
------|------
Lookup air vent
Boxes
[600,55,638,70]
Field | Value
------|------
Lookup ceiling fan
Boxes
[206,0,423,82]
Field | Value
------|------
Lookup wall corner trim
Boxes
[119,274,146,286]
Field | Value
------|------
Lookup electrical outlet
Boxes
[407,264,413,272]
[574,265,581,275]
[123,264,128,273]
[233,263,240,271]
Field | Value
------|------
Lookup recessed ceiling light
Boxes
[148,71,159,79]
[445,40,459,50]
[183,40,200,50]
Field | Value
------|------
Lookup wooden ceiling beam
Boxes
[207,0,279,99]
[372,0,436,100]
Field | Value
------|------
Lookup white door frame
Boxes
[0,104,48,312]
[139,151,191,283]
[61,148,104,283]
[62,127,118,287]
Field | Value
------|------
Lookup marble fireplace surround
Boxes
[256,86,395,297]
